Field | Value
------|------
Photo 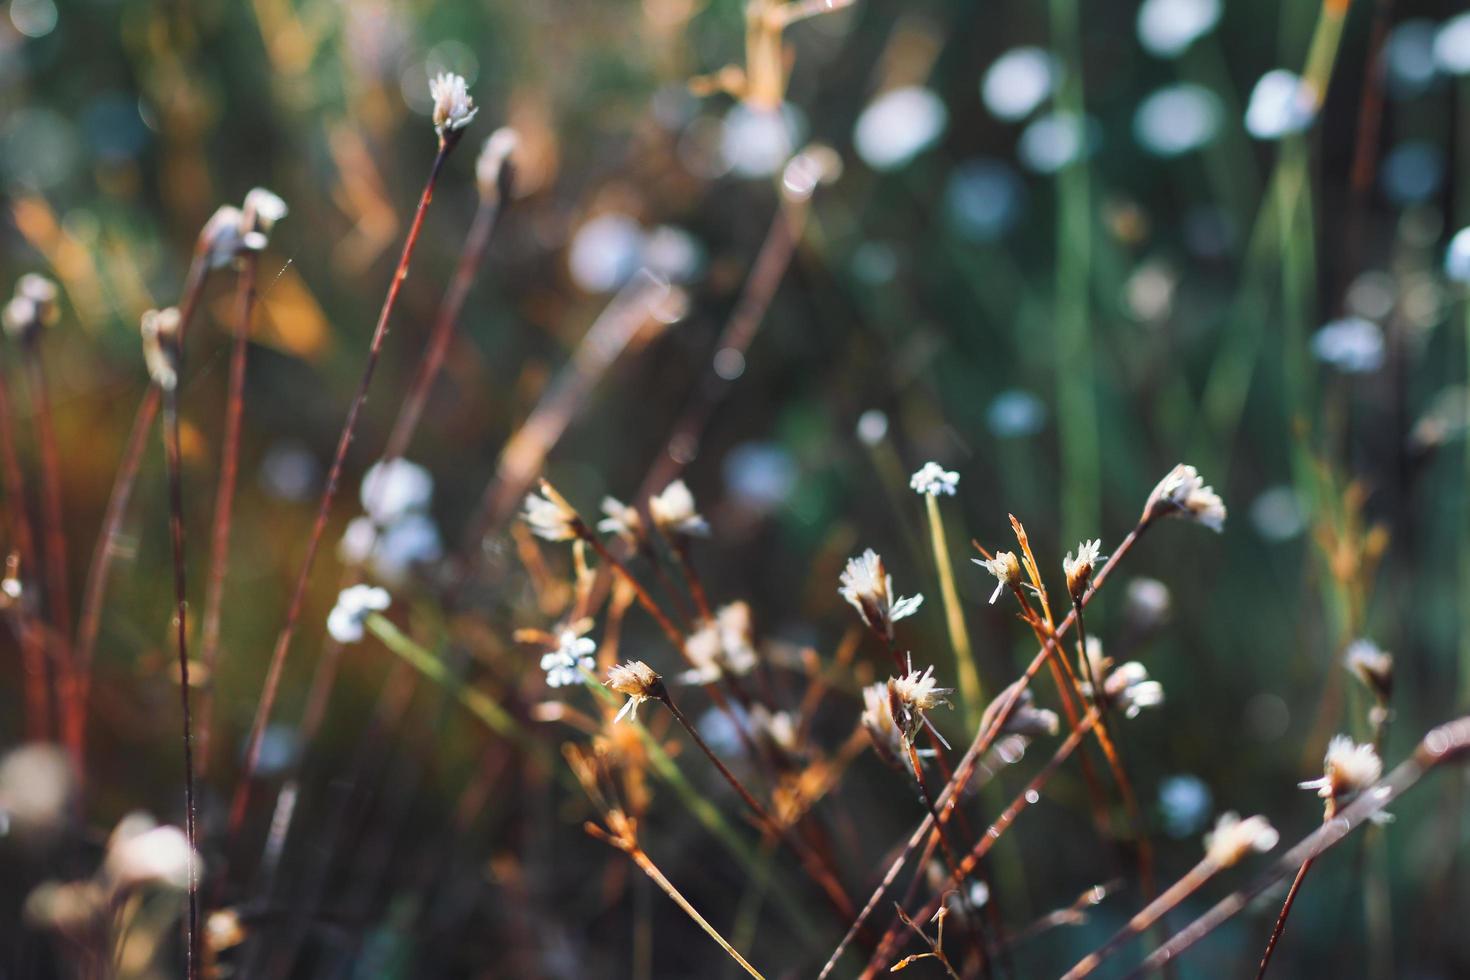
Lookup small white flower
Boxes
[1143,463,1226,531]
[1299,735,1382,808]
[361,458,434,526]
[1344,638,1393,703]
[909,461,959,497]
[429,72,478,135]
[1204,811,1278,867]
[104,813,200,891]
[649,480,709,536]
[888,664,952,740]
[1245,69,1318,140]
[1103,661,1165,719]
[680,602,760,684]
[521,485,579,542]
[541,628,597,688]
[861,680,907,767]
[326,584,391,644]
[139,307,181,391]
[239,187,288,251]
[596,496,642,546]
[606,660,663,722]
[1063,538,1106,598]
[839,548,923,638]
[974,551,1022,604]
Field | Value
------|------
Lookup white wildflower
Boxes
[888,665,952,740]
[649,479,709,536]
[1299,735,1382,809]
[596,496,643,546]
[974,551,1022,604]
[1063,538,1105,600]
[521,485,580,542]
[541,628,597,688]
[909,461,959,496]
[838,548,923,638]
[326,584,391,644]
[361,458,434,526]
[429,72,478,136]
[1142,463,1226,531]
[104,813,200,892]
[1204,812,1278,867]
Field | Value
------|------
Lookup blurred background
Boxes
[1,0,1469,975]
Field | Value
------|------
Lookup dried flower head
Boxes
[1100,660,1165,719]
[239,187,289,251]
[596,496,643,547]
[974,550,1022,604]
[838,548,923,639]
[200,204,246,268]
[649,479,709,536]
[326,584,391,644]
[541,626,597,688]
[104,812,200,892]
[1063,538,1105,601]
[522,483,581,542]
[1204,811,1278,867]
[888,664,952,740]
[861,680,906,767]
[429,72,478,136]
[476,127,520,204]
[606,661,665,722]
[1299,735,1382,810]
[139,307,182,390]
[1344,638,1393,705]
[980,679,1061,739]
[680,601,758,684]
[1142,463,1226,531]
[2,274,60,343]
[909,461,959,496]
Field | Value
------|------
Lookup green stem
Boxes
[924,494,983,728]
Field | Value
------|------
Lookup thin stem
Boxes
[228,135,460,839]
[161,378,200,980]
[76,253,212,765]
[0,361,46,739]
[196,251,258,775]
[579,525,687,649]
[923,494,984,728]
[1062,856,1219,979]
[1255,855,1314,979]
[24,340,77,766]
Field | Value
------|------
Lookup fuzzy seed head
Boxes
[1299,735,1382,808]
[430,72,478,136]
[606,661,664,722]
[1143,463,1226,531]
[861,680,906,767]
[1204,811,1278,867]
[974,550,1023,604]
[888,665,952,739]
[1063,538,1105,600]
[838,548,923,638]
[1344,639,1393,704]
[522,485,580,542]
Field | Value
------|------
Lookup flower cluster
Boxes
[540,627,598,688]
[326,584,391,644]
[1204,811,1279,867]
[909,461,960,496]
[340,459,445,586]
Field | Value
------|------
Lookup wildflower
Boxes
[326,584,390,644]
[597,496,643,547]
[239,187,289,252]
[3,274,60,343]
[361,458,434,526]
[649,479,709,536]
[861,680,906,767]
[429,72,478,137]
[888,664,952,741]
[1063,538,1105,601]
[1101,661,1165,719]
[139,307,182,391]
[974,551,1022,604]
[606,661,665,722]
[1142,463,1226,531]
[1300,735,1382,810]
[1344,639,1393,705]
[838,548,923,639]
[200,205,246,268]
[680,602,759,684]
[980,678,1060,739]
[476,127,520,204]
[522,484,580,542]
[540,627,597,688]
[909,461,959,496]
[1204,811,1278,868]
[104,813,199,891]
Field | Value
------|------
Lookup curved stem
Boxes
[1255,855,1314,979]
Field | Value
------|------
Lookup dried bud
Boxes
[429,72,478,137]
[1344,638,1393,705]
[1204,811,1278,867]
[838,548,923,639]
[1142,463,1226,531]
[606,661,665,722]
[139,307,182,390]
[887,665,952,741]
[1063,538,1105,602]
[974,551,1022,604]
[476,127,520,205]
[1299,735,1382,811]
